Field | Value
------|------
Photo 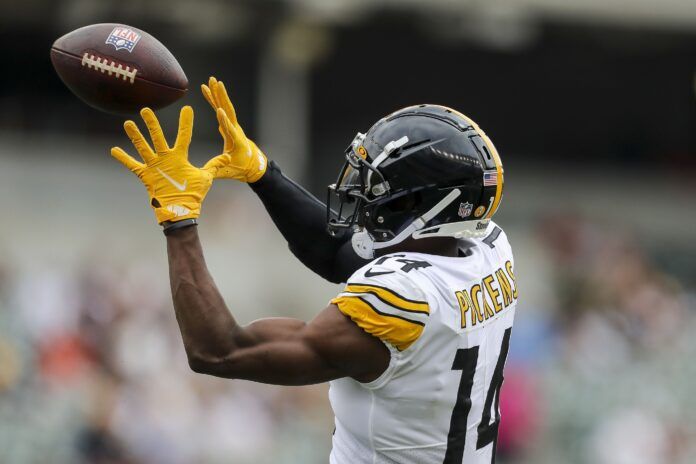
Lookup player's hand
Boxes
[201,76,267,183]
[111,106,228,224]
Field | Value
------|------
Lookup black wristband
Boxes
[162,218,198,236]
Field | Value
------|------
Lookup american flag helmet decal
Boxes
[483,170,498,186]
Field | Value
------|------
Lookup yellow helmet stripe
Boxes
[446,108,504,218]
[482,134,504,219]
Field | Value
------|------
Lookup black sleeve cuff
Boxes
[249,160,284,193]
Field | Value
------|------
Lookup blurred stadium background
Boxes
[1,0,696,463]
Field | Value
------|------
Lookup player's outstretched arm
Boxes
[202,77,368,283]
[166,226,390,385]
[249,162,369,283]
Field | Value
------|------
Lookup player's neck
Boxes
[379,237,460,258]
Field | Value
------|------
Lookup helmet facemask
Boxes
[326,132,390,237]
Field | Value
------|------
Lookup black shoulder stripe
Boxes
[353,290,430,316]
[346,281,427,305]
[357,297,425,327]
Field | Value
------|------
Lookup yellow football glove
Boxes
[111,106,228,224]
[201,76,268,183]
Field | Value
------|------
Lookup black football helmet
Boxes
[327,104,504,259]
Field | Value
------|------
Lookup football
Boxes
[50,23,188,114]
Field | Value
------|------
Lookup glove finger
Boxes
[201,84,216,111]
[217,108,245,153]
[124,121,156,164]
[208,76,218,91]
[218,125,234,152]
[208,76,221,107]
[111,146,144,173]
[174,105,194,153]
[140,107,170,153]
[214,81,238,127]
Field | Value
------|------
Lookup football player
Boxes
[110,77,517,464]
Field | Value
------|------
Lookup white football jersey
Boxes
[329,222,517,464]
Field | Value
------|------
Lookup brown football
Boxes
[50,23,188,114]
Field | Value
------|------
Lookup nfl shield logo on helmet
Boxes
[458,202,473,218]
[105,27,142,52]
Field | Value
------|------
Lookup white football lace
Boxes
[81,53,138,84]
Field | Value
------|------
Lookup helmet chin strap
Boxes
[351,189,462,260]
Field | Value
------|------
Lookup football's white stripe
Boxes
[339,291,430,326]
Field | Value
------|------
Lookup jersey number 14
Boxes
[443,328,512,464]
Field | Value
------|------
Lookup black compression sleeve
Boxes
[249,161,368,283]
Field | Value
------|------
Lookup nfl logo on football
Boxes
[105,27,142,52]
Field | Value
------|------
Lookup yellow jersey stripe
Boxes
[345,283,430,314]
[332,295,425,351]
